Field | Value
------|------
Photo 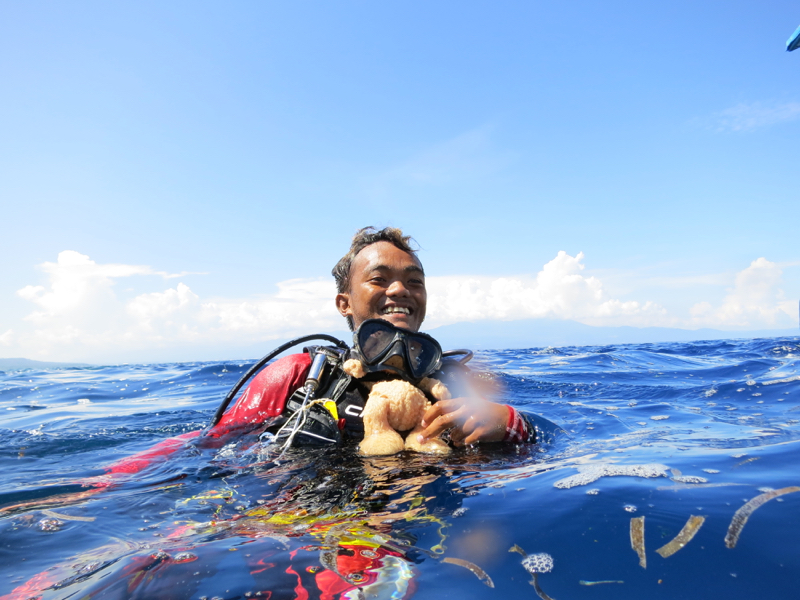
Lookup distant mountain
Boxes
[427,319,798,351]
[0,357,92,371]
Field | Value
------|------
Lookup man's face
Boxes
[336,241,427,332]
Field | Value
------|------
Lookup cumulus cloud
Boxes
[712,101,800,132]
[689,258,795,328]
[6,250,796,361]
[425,251,668,328]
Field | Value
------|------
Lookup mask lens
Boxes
[406,337,438,378]
[358,321,397,364]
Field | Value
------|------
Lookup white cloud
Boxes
[712,101,800,132]
[689,258,795,328]
[6,251,796,362]
[425,251,669,328]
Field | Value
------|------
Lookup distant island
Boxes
[0,357,92,371]
[428,319,799,351]
[1,319,797,366]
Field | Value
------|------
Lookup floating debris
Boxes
[42,510,96,522]
[554,464,669,489]
[442,557,494,588]
[656,515,706,558]
[630,516,646,568]
[624,505,637,513]
[733,457,760,469]
[658,482,747,491]
[580,580,624,586]
[725,486,800,549]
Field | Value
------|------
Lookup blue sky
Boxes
[1,1,798,363]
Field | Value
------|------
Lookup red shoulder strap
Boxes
[208,352,312,436]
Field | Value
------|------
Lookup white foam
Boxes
[673,475,708,484]
[554,463,670,489]
[522,553,554,574]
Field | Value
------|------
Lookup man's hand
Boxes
[417,397,508,446]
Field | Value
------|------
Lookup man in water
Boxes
[331,226,523,447]
[206,225,535,452]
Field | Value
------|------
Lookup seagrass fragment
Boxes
[725,486,800,548]
[442,557,494,588]
[42,509,96,522]
[656,515,705,557]
[630,516,646,568]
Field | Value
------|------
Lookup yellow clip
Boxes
[323,399,338,420]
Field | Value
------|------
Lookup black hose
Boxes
[209,333,348,427]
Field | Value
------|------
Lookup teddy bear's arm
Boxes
[418,377,451,402]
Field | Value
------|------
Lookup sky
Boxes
[1,1,798,364]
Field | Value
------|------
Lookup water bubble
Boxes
[624,505,637,513]
[452,507,469,517]
[703,469,720,474]
[650,415,669,421]
[173,552,198,563]
[522,553,554,574]
[586,489,600,495]
[37,518,63,532]
[74,561,99,575]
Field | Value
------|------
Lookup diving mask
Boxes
[352,319,443,381]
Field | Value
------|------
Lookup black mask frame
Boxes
[352,319,443,381]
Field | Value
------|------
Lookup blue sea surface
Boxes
[1,336,799,599]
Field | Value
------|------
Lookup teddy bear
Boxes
[342,358,452,456]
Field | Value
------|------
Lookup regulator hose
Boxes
[209,333,348,427]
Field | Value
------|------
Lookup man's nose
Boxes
[386,279,410,296]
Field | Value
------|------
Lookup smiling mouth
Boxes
[381,306,411,316]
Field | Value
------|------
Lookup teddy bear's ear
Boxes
[343,359,367,379]
[419,377,451,401]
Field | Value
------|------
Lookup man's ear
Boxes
[335,293,351,318]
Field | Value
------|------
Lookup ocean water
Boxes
[1,336,799,599]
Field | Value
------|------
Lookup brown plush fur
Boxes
[342,358,452,456]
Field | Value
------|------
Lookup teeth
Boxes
[383,307,410,315]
